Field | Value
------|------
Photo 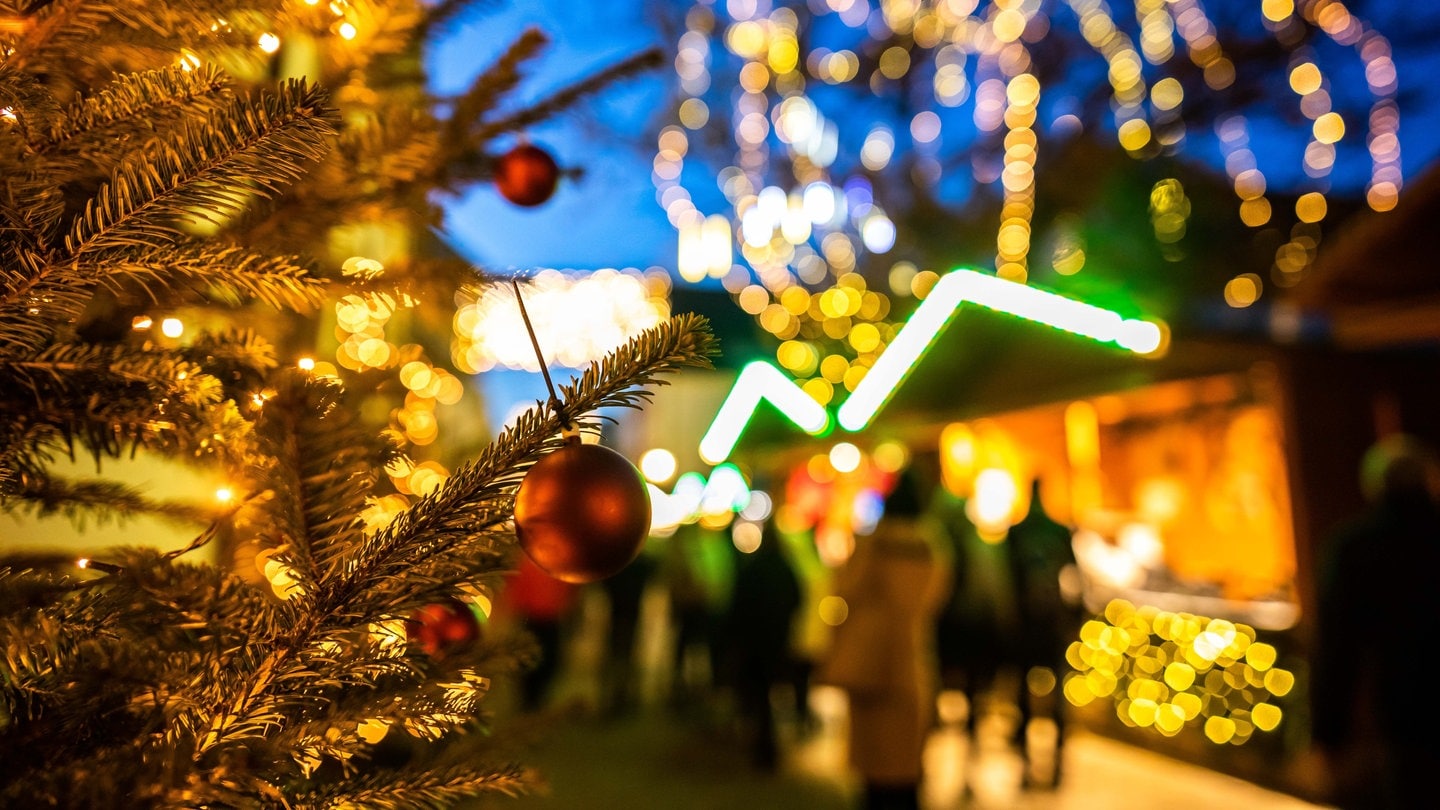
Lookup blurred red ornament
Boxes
[515,439,651,583]
[406,598,481,658]
[494,143,559,207]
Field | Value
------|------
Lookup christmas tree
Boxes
[0,1,713,806]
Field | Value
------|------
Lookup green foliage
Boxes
[0,1,702,807]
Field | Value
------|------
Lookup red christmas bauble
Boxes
[494,143,560,207]
[515,440,651,584]
[406,598,481,658]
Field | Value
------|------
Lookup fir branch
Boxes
[0,58,65,141]
[470,46,665,144]
[0,250,98,358]
[324,315,716,618]
[36,63,232,175]
[0,0,121,72]
[62,79,338,258]
[0,62,67,252]
[441,27,548,156]
[246,371,398,594]
[2,473,217,528]
[297,762,530,810]
[0,342,260,470]
[177,327,282,399]
[419,0,502,39]
[90,243,328,311]
[181,316,714,768]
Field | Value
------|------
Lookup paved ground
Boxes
[466,589,1329,809]
[478,684,1326,810]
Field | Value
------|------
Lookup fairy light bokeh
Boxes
[451,268,672,373]
[658,0,1405,385]
[1063,598,1296,746]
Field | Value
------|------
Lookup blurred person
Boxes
[783,524,831,736]
[830,467,952,810]
[1005,477,1081,788]
[931,486,1017,741]
[505,555,580,712]
[726,520,802,771]
[663,522,736,708]
[598,544,659,718]
[1312,434,1440,809]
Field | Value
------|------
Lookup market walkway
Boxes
[490,683,1326,810]
[465,585,1330,810]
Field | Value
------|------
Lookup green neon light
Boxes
[835,269,1163,432]
[698,360,830,464]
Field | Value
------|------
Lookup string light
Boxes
[836,269,1164,432]
[662,0,1402,329]
[699,360,830,465]
[452,268,670,373]
[1064,599,1295,746]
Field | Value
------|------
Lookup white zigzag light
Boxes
[698,269,1164,463]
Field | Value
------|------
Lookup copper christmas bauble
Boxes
[515,441,651,583]
[406,598,481,659]
[494,143,560,207]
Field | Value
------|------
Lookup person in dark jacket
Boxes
[1005,477,1080,788]
[727,520,802,771]
[1312,434,1440,809]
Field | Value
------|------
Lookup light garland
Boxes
[658,0,1403,361]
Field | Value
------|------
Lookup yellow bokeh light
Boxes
[802,377,834,406]
[1295,192,1328,223]
[818,595,849,626]
[1252,703,1282,732]
[1313,111,1345,144]
[1064,673,1098,706]
[1205,715,1236,744]
[911,270,940,299]
[993,8,1028,42]
[739,61,771,93]
[768,38,799,74]
[878,46,911,79]
[639,448,677,483]
[1262,0,1294,22]
[1129,698,1158,727]
[1006,73,1041,107]
[1118,119,1152,152]
[738,284,770,315]
[1164,662,1196,691]
[726,20,767,58]
[1264,668,1295,697]
[849,322,881,353]
[1156,702,1186,733]
[1245,642,1277,671]
[1151,77,1184,111]
[872,440,908,473]
[1289,63,1323,95]
[1239,197,1272,227]
[1223,274,1261,308]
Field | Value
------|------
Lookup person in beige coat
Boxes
[833,467,953,810]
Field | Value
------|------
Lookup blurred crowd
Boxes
[489,434,1440,810]
[492,459,1085,810]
